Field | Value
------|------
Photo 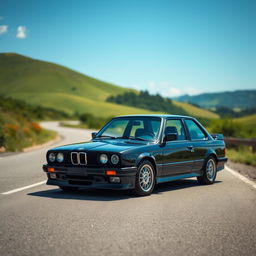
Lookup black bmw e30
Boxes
[43,115,227,196]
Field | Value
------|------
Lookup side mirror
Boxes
[91,132,97,139]
[164,133,177,142]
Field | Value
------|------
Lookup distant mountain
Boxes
[0,53,218,118]
[175,90,256,109]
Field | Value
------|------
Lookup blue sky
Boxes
[0,0,255,97]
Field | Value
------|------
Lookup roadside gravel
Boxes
[227,160,256,182]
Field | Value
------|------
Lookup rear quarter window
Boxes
[185,119,207,140]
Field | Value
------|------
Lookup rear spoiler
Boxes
[211,134,224,140]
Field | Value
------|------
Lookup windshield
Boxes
[96,117,162,141]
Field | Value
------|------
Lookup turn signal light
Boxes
[48,167,55,172]
[106,170,116,176]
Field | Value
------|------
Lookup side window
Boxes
[164,119,186,141]
[185,119,207,140]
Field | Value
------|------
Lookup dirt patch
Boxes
[227,160,256,182]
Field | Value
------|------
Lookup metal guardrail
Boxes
[225,137,256,153]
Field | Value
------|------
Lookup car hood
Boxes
[51,139,150,153]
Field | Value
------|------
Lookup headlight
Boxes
[56,153,64,163]
[111,154,119,165]
[48,153,55,162]
[100,154,108,164]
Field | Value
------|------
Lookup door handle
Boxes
[187,146,194,152]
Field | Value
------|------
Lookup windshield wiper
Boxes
[118,136,148,141]
[96,135,149,141]
[96,135,117,139]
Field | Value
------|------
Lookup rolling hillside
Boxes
[0,53,217,118]
[235,114,256,127]
[175,90,256,109]
[172,100,218,119]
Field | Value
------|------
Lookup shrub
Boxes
[80,113,94,123]
[79,113,114,129]
[30,122,42,133]
[208,118,242,137]
[107,90,188,115]
[4,123,19,134]
[227,146,256,166]
[208,118,256,138]
[0,97,60,152]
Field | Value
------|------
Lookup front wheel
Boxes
[133,160,155,196]
[197,157,217,185]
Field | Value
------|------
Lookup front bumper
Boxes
[42,164,137,190]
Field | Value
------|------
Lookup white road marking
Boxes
[1,180,46,195]
[225,166,256,190]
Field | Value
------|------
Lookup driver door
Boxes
[161,119,194,176]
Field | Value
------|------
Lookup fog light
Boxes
[109,177,120,183]
[50,173,57,179]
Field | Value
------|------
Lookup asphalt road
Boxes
[0,122,255,256]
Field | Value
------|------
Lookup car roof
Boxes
[115,114,194,119]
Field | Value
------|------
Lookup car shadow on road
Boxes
[28,179,222,201]
[28,188,132,201]
[154,179,222,195]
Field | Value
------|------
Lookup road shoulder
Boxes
[227,160,256,182]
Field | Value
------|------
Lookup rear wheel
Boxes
[59,186,79,191]
[133,160,155,196]
[197,156,217,185]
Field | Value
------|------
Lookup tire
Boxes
[59,186,79,191]
[197,156,217,185]
[133,160,155,196]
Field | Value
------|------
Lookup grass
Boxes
[235,114,256,127]
[207,115,256,139]
[0,96,58,152]
[224,114,256,166]
[9,92,160,117]
[173,100,219,118]
[0,53,143,117]
[2,123,57,152]
[16,129,57,151]
[0,53,131,101]
[0,53,217,119]
[227,146,256,166]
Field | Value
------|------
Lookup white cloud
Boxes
[16,26,27,39]
[0,25,8,34]
[148,81,156,89]
[165,87,200,97]
[145,81,201,98]
[166,87,182,97]
[184,87,199,95]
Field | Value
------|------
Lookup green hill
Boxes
[235,114,256,127]
[0,53,217,118]
[175,90,256,109]
[172,100,219,119]
[0,53,152,116]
